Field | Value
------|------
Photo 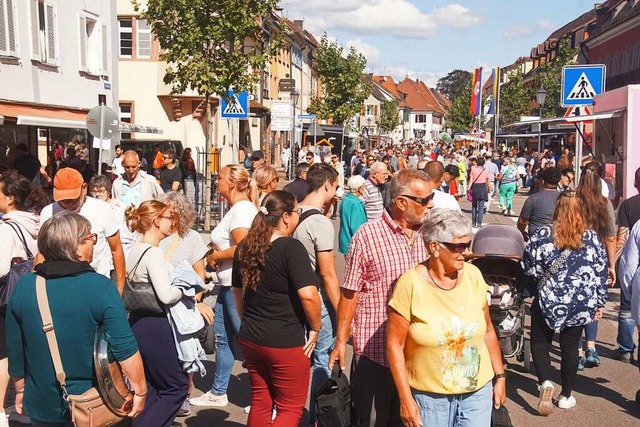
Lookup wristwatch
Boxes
[495,372,507,380]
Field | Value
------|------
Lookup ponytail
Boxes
[247,177,260,207]
[124,200,168,233]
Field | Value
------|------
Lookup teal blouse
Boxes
[338,193,367,254]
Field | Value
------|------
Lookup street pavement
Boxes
[149,187,640,426]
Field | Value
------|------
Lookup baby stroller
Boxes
[468,225,531,371]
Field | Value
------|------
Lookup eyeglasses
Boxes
[401,193,435,206]
[84,233,98,245]
[438,241,471,253]
[162,156,172,160]
[90,188,107,195]
[272,177,280,183]
[367,157,375,161]
[306,156,313,160]
[292,207,303,216]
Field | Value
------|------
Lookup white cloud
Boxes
[379,65,446,88]
[502,25,535,38]
[283,1,482,39]
[346,38,381,63]
[537,20,556,31]
[432,4,483,28]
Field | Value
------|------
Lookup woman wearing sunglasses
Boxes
[387,208,506,427]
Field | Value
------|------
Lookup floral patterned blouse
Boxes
[521,225,608,330]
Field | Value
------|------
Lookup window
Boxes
[79,14,107,75]
[118,18,132,58]
[365,105,375,116]
[415,114,426,123]
[30,0,58,65]
[119,103,132,139]
[0,0,19,57]
[136,19,151,58]
[262,70,269,99]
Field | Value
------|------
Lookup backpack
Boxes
[314,365,352,427]
[0,221,35,306]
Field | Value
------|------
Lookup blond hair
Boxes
[125,200,169,233]
[224,164,259,207]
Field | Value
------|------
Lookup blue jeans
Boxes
[412,381,493,427]
[471,200,485,227]
[309,294,336,423]
[617,290,637,354]
[211,286,241,395]
[579,321,598,349]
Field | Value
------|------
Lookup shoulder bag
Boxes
[466,168,485,202]
[35,275,127,427]
[122,246,164,314]
[314,364,352,427]
[0,221,35,307]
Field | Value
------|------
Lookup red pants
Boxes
[239,338,311,426]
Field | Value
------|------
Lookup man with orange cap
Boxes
[38,168,126,292]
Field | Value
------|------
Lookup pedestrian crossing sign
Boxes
[221,91,249,119]
[561,65,606,107]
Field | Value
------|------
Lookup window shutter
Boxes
[101,24,108,75]
[6,0,16,55]
[44,1,57,64]
[0,0,7,55]
[78,15,86,71]
[29,0,40,61]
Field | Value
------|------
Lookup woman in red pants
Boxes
[232,190,322,426]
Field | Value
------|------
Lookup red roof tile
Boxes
[397,78,446,115]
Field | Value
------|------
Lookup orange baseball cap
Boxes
[53,168,84,201]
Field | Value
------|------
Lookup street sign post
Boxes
[86,105,119,174]
[220,91,249,119]
[278,79,295,92]
[561,65,606,107]
[271,100,293,131]
[297,114,315,120]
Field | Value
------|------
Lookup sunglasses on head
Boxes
[438,241,471,253]
[401,193,434,206]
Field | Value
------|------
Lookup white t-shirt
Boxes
[40,197,120,277]
[210,200,257,286]
[432,190,461,212]
[111,156,124,176]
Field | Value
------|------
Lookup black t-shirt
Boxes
[159,166,183,192]
[617,194,640,229]
[232,237,318,348]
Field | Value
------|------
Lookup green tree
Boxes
[535,39,578,117]
[307,35,371,126]
[500,70,534,125]
[436,69,473,100]
[376,100,402,134]
[134,0,282,230]
[447,80,473,131]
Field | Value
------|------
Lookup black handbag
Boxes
[122,247,164,314]
[491,404,513,427]
[314,364,352,427]
[0,221,34,307]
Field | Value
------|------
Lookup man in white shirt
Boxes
[112,150,164,207]
[109,145,125,177]
[483,152,500,211]
[39,168,126,292]
[419,160,461,212]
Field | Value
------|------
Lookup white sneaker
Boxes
[6,406,30,424]
[537,380,554,416]
[556,394,576,409]
[188,392,228,407]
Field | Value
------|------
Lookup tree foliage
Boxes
[308,35,371,126]
[534,39,578,118]
[436,69,473,100]
[500,70,534,125]
[134,0,283,99]
[447,80,473,131]
[376,100,402,134]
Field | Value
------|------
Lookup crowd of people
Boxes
[0,137,638,427]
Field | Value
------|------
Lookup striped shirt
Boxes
[363,179,384,221]
[343,210,428,367]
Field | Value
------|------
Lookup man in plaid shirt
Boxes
[329,169,434,426]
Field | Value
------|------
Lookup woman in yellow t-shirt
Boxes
[387,208,506,427]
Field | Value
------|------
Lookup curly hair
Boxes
[576,169,609,239]
[553,191,585,250]
[0,171,50,214]
[158,191,196,237]
[125,200,169,234]
[237,190,295,291]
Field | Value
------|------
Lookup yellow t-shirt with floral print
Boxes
[389,263,494,394]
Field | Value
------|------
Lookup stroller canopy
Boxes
[470,224,525,260]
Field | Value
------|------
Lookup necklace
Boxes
[402,228,417,248]
[426,264,459,291]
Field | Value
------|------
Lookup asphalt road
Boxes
[144,187,640,427]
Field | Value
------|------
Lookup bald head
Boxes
[122,150,141,182]
[416,159,429,171]
[369,161,388,185]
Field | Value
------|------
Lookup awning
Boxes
[17,115,86,128]
[118,123,163,134]
[0,102,88,129]
[508,108,625,127]
[496,132,571,138]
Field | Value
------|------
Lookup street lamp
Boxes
[290,90,299,181]
[536,86,548,153]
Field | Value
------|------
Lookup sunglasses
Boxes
[401,193,435,206]
[438,241,471,253]
[84,233,98,245]
[306,156,313,160]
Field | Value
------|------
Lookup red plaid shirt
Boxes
[343,210,428,367]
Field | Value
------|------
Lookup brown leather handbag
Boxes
[35,275,127,427]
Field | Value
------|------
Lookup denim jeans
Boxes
[617,290,637,354]
[211,286,241,395]
[471,200,485,227]
[309,293,336,423]
[578,321,598,350]
[412,381,493,427]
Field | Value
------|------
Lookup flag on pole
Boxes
[469,67,482,116]
[487,67,500,115]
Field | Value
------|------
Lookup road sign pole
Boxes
[98,106,106,175]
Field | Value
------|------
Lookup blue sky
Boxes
[281,0,595,87]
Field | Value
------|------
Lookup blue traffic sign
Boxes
[561,65,606,107]
[221,91,249,119]
[297,114,316,120]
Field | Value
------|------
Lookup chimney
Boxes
[382,76,387,82]
[294,20,304,31]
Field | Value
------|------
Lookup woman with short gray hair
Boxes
[388,208,506,427]
[6,212,147,425]
[338,175,367,255]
